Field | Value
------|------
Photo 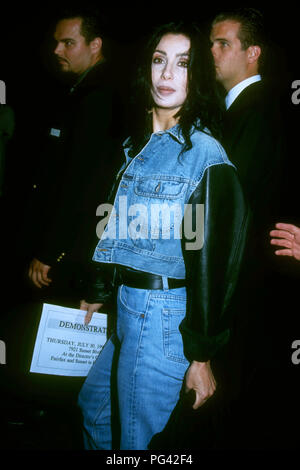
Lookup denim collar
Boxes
[164,120,204,144]
[122,120,207,155]
[161,123,185,145]
[123,122,197,149]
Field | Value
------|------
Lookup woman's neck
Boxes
[152,107,180,133]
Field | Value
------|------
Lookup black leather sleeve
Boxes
[83,261,115,304]
[179,163,250,363]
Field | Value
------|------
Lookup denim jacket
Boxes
[94,124,233,275]
[89,123,250,361]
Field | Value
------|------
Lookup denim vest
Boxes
[93,123,234,279]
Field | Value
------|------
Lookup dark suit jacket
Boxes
[221,80,284,218]
[24,61,124,273]
[212,80,286,395]
[220,80,286,287]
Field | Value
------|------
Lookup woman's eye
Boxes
[178,60,189,68]
[153,56,164,64]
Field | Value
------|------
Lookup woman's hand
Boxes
[185,360,216,409]
[80,300,103,325]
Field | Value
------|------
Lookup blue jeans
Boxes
[78,284,189,450]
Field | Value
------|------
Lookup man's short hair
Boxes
[212,8,268,71]
[55,6,109,44]
[53,6,110,58]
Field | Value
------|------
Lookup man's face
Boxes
[210,20,250,92]
[54,18,95,75]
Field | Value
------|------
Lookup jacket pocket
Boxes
[132,178,187,242]
[134,178,186,200]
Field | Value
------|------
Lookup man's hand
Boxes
[28,258,52,288]
[185,360,216,409]
[80,300,103,325]
[270,222,300,261]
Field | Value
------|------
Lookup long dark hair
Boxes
[127,21,223,156]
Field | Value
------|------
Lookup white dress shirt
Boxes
[225,75,262,110]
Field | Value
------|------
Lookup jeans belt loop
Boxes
[162,276,169,291]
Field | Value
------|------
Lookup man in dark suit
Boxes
[0,8,123,437]
[24,8,122,306]
[210,8,284,210]
[208,8,288,448]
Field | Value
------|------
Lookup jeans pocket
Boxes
[162,309,188,364]
[118,285,148,316]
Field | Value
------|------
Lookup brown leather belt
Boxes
[116,266,186,290]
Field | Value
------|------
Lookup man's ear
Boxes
[90,37,103,56]
[247,45,261,64]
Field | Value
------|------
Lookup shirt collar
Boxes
[225,75,261,110]
[69,60,104,94]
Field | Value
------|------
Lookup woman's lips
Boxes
[157,86,176,95]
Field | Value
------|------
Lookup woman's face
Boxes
[151,33,190,112]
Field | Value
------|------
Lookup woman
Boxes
[78,21,249,450]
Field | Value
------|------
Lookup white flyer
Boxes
[30,303,108,377]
